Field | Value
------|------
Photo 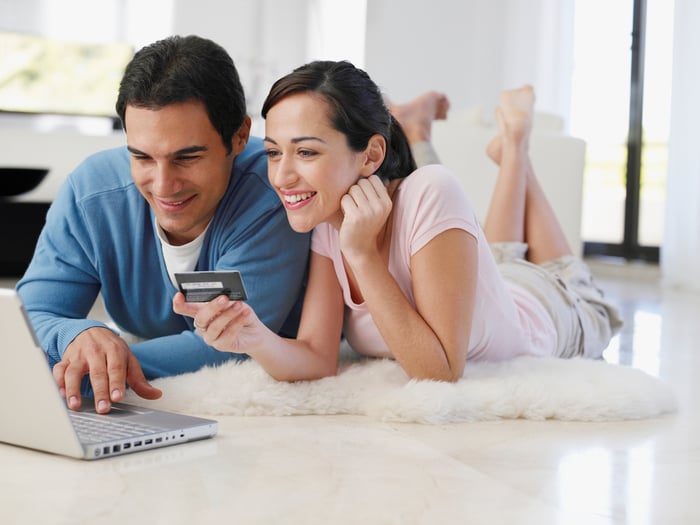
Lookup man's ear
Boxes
[359,134,387,176]
[231,115,252,155]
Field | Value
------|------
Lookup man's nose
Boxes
[152,163,181,195]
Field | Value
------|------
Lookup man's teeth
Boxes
[285,192,314,204]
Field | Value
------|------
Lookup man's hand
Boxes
[52,327,162,414]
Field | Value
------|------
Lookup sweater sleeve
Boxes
[16,168,112,366]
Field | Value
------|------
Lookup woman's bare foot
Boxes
[497,84,535,144]
[486,135,502,165]
[387,91,450,143]
[485,85,536,165]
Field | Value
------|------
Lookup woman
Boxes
[173,60,622,382]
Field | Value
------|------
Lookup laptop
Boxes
[0,288,218,460]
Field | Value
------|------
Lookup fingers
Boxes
[175,292,251,353]
[52,360,72,405]
[57,328,137,414]
[172,292,201,318]
[198,301,251,345]
[345,175,388,205]
[207,301,250,342]
[173,293,233,335]
[125,352,162,401]
[342,175,391,218]
[187,295,231,333]
[89,354,113,413]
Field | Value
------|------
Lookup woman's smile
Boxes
[282,191,317,209]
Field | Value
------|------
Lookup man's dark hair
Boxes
[116,35,246,154]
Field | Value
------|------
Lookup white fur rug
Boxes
[125,347,677,424]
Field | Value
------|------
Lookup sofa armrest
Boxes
[431,116,585,256]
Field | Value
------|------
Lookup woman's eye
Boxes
[298,150,317,158]
[265,150,281,159]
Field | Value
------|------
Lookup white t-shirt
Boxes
[311,164,557,362]
[155,218,211,287]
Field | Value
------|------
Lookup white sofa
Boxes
[430,110,586,256]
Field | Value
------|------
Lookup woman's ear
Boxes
[360,134,387,176]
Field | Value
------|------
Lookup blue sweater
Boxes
[17,137,310,380]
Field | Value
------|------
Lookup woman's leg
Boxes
[386,91,450,143]
[387,91,450,167]
[483,86,572,264]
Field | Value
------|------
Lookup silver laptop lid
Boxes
[0,288,84,457]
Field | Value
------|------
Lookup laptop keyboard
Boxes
[69,412,166,443]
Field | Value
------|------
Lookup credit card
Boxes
[174,271,247,302]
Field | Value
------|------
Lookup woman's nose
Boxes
[270,155,298,188]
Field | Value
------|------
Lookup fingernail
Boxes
[217,296,228,305]
[97,400,110,412]
[69,396,78,407]
[111,389,121,400]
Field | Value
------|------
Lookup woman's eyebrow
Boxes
[262,136,327,145]
[291,136,326,144]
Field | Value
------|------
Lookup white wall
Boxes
[364,0,575,123]
[170,0,309,125]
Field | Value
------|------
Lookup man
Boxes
[16,35,310,414]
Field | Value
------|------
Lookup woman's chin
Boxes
[288,219,315,234]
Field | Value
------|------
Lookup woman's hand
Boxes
[339,175,392,263]
[172,293,264,354]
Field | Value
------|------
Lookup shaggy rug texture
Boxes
[124,346,677,424]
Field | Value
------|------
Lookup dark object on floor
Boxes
[0,167,49,197]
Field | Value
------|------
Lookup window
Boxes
[0,31,132,117]
[571,0,674,261]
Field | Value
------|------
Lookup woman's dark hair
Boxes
[261,60,416,180]
[116,35,246,154]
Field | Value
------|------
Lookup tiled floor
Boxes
[1,261,698,524]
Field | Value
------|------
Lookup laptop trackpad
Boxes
[74,398,152,416]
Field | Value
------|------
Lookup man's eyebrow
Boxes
[172,145,208,156]
[127,146,149,156]
[126,145,208,157]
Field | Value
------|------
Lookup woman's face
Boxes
[263,92,367,232]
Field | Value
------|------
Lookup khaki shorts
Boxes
[491,242,623,359]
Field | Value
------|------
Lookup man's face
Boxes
[125,100,250,246]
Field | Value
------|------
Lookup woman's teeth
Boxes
[285,192,315,204]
